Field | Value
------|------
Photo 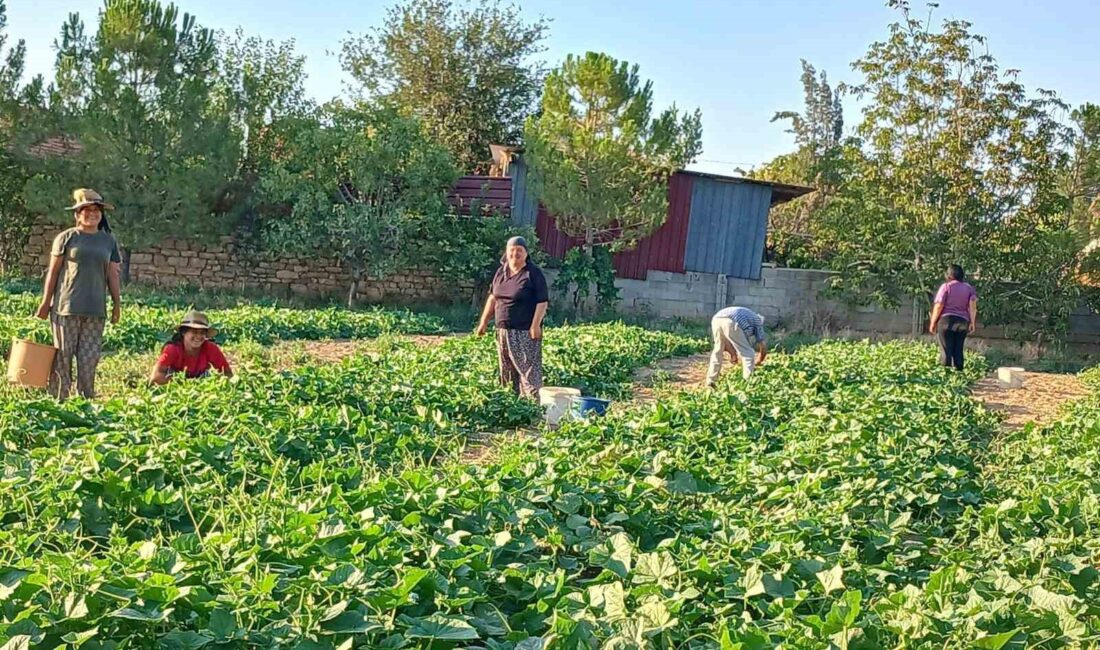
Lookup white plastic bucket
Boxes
[7,339,57,389]
[539,387,581,426]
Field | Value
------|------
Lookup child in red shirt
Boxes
[150,310,233,384]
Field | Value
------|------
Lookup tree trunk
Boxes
[121,248,132,284]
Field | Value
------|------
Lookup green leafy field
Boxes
[0,289,449,358]
[1,284,1097,648]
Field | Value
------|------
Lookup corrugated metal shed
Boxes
[611,173,694,279]
[510,152,813,281]
[447,176,512,216]
[682,177,773,280]
[535,205,582,258]
[508,157,540,227]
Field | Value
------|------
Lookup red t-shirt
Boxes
[157,341,231,378]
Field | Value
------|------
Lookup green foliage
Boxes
[407,213,537,302]
[0,1,37,273]
[1065,103,1100,240]
[10,330,1098,647]
[554,246,619,311]
[341,0,548,171]
[801,3,1080,332]
[259,101,457,306]
[525,51,702,252]
[0,286,448,358]
[28,0,239,275]
[210,28,313,225]
[756,60,845,266]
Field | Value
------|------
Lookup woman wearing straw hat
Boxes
[149,310,233,384]
[475,236,549,398]
[34,189,122,400]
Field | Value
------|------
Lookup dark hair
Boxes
[946,264,965,282]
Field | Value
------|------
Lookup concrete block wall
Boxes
[596,266,1100,341]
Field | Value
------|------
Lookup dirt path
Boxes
[265,335,454,369]
[631,353,711,405]
[971,371,1089,430]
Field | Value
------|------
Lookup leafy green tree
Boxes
[260,102,457,306]
[756,60,845,265]
[211,29,312,233]
[524,51,702,305]
[0,0,41,273]
[813,1,1076,333]
[407,213,537,307]
[28,0,238,280]
[1064,103,1100,240]
[341,0,548,171]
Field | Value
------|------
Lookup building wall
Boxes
[19,223,470,303]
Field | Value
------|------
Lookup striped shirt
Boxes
[713,306,767,345]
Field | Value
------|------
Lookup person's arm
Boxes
[968,298,978,334]
[929,283,946,334]
[36,255,64,319]
[149,363,172,385]
[528,269,550,340]
[107,261,121,324]
[756,341,768,365]
[476,295,497,336]
[929,303,944,334]
[150,346,177,385]
[529,302,548,340]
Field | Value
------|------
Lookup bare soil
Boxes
[266,335,454,369]
[971,371,1090,430]
[631,353,712,405]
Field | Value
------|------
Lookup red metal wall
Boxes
[533,172,694,279]
[447,176,512,215]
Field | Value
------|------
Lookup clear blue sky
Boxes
[10,0,1099,175]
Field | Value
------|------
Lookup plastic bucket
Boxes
[539,386,581,426]
[7,339,57,389]
[570,396,611,419]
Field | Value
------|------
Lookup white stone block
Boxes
[997,367,1025,388]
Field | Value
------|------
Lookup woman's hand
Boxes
[35,302,50,320]
[928,323,936,335]
[475,322,488,337]
[529,323,542,340]
[111,303,121,325]
[968,321,977,334]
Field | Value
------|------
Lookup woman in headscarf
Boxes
[149,310,233,384]
[34,189,121,400]
[475,236,549,398]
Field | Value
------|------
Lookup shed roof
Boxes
[676,170,814,206]
[490,146,814,207]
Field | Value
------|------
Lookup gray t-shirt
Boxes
[51,228,121,318]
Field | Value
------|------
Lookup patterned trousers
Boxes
[496,328,543,398]
[49,314,106,400]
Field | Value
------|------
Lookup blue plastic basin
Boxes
[571,396,611,418]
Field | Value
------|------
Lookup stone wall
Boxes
[19,223,471,303]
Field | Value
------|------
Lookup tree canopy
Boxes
[341,0,548,171]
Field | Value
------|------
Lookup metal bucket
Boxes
[7,339,57,389]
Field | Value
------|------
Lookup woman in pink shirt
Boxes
[929,264,978,370]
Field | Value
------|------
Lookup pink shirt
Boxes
[934,281,977,322]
